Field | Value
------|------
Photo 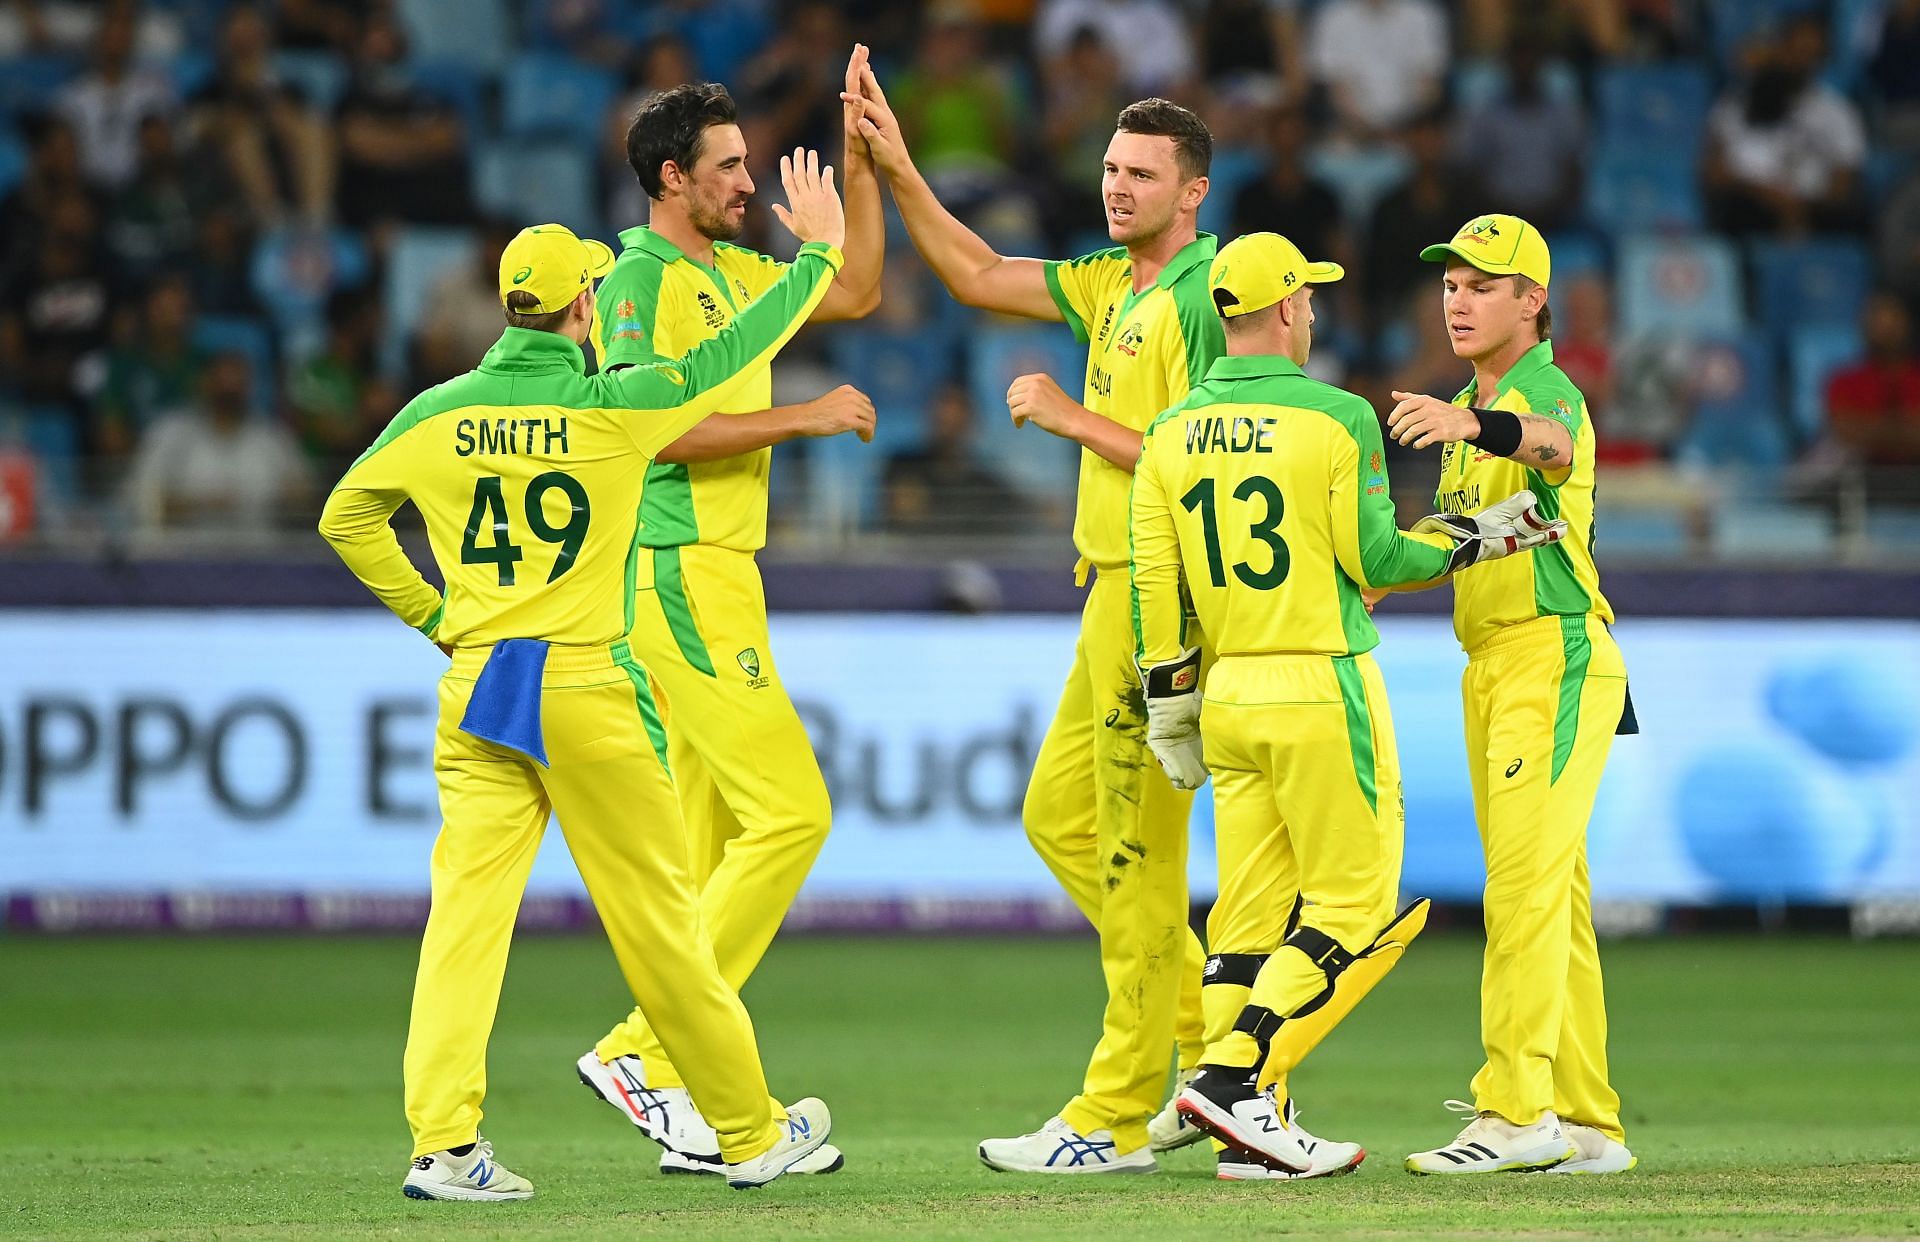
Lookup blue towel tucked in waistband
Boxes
[459,639,550,765]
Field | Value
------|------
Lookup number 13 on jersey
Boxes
[1180,475,1290,590]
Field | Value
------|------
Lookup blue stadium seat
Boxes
[1451,57,1583,114]
[0,129,26,199]
[1616,236,1745,338]
[474,140,597,238]
[272,51,348,115]
[192,316,278,413]
[249,227,371,358]
[828,325,959,455]
[1595,63,1711,161]
[395,0,509,74]
[408,60,487,140]
[1584,145,1704,236]
[967,325,1085,499]
[0,55,80,119]
[1549,228,1610,280]
[1674,333,1791,469]
[1788,323,1864,442]
[1196,145,1262,241]
[21,405,80,502]
[502,52,618,147]
[381,227,477,376]
[1749,238,1872,341]
[153,49,213,97]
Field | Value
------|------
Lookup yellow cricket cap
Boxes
[1419,214,1551,287]
[498,223,616,314]
[1208,232,1344,318]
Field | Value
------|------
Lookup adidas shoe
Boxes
[401,1138,534,1201]
[1547,1123,1637,1174]
[576,1050,719,1158]
[726,1097,832,1189]
[663,1143,845,1176]
[978,1115,1157,1174]
[1404,1100,1576,1175]
[1215,1099,1365,1180]
[1148,1067,1207,1152]
[1173,1066,1312,1173]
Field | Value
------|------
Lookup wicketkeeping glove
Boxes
[1411,489,1568,574]
[1137,646,1207,791]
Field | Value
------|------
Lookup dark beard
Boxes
[694,201,746,242]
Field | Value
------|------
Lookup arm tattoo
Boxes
[1535,444,1560,463]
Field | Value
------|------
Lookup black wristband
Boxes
[1465,406,1523,457]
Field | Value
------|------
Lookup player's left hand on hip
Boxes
[1137,647,1207,790]
[1412,488,1568,573]
[1387,391,1478,449]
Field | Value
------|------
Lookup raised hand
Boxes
[770,147,843,249]
[840,60,910,178]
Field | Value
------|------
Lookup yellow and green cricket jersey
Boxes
[1131,355,1454,664]
[1045,233,1225,570]
[1436,341,1614,653]
[318,243,843,649]
[591,226,789,553]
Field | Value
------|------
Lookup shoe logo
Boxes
[471,1159,494,1188]
[613,1062,672,1133]
[1256,1114,1280,1134]
[412,1156,434,1170]
[1047,1135,1117,1167]
[1505,758,1523,778]
[786,1116,812,1141]
[1104,708,1120,727]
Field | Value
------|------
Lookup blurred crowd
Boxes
[1,0,1918,558]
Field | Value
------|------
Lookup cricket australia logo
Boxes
[1462,216,1502,245]
[696,289,725,328]
[737,647,769,689]
[1115,321,1145,357]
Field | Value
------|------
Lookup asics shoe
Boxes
[577,1050,719,1158]
[978,1115,1156,1174]
[663,1143,844,1176]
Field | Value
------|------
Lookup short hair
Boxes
[1115,98,1211,180]
[504,289,572,331]
[626,82,739,200]
[1513,274,1553,340]
[1220,300,1278,336]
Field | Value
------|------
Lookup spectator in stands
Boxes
[413,218,517,386]
[53,0,175,191]
[1231,106,1346,263]
[1362,107,1473,330]
[0,0,185,60]
[106,114,201,280]
[289,288,384,478]
[603,37,703,231]
[736,1,853,159]
[1307,0,1447,142]
[1869,0,1920,148]
[1036,24,1126,243]
[884,384,1031,535]
[187,3,336,228]
[0,186,110,418]
[186,204,263,319]
[893,3,1018,202]
[124,351,311,534]
[1822,292,1920,474]
[1454,31,1585,229]
[93,271,205,458]
[1705,13,1868,238]
[0,114,99,280]
[1034,0,1195,97]
[1196,0,1305,100]
[334,9,472,229]
[274,0,371,54]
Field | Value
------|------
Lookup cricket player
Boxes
[316,153,846,1199]
[1129,232,1563,1179]
[575,53,884,1178]
[845,65,1231,1171]
[1385,214,1637,1176]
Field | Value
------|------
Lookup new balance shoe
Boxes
[978,1115,1157,1174]
[1404,1100,1576,1174]
[726,1097,832,1189]
[1148,1067,1207,1152]
[401,1137,534,1202]
[1174,1067,1313,1173]
[663,1143,845,1176]
[1214,1099,1365,1180]
[1547,1123,1637,1174]
[576,1050,720,1159]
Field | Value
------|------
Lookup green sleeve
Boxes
[1128,433,1185,665]
[596,257,666,370]
[1330,395,1451,588]
[1043,260,1090,343]
[1172,273,1225,390]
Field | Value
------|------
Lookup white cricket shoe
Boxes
[663,1143,845,1176]
[1215,1099,1365,1180]
[726,1097,833,1189]
[978,1115,1157,1174]
[1547,1123,1637,1174]
[577,1050,720,1156]
[401,1137,534,1201]
[1404,1100,1576,1175]
[1148,1067,1207,1152]
[1174,1068,1312,1173]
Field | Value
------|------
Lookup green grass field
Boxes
[4,932,1917,1239]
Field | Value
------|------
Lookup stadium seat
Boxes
[192,316,278,413]
[967,325,1085,499]
[828,325,958,455]
[395,0,509,74]
[272,51,348,115]
[0,129,26,199]
[1787,323,1863,443]
[1549,228,1610,280]
[249,227,371,359]
[381,227,477,376]
[0,55,80,119]
[408,60,488,142]
[474,140,598,239]
[1584,145,1704,236]
[1616,236,1745,338]
[1749,238,1872,341]
[152,48,212,97]
[502,51,618,147]
[21,405,79,503]
[1195,144,1262,241]
[1451,57,1582,114]
[1674,333,1791,470]
[1595,63,1711,162]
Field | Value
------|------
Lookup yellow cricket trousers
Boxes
[595,545,831,1093]
[1198,653,1405,1077]
[406,641,780,1164]
[1464,613,1627,1141]
[1022,566,1206,1152]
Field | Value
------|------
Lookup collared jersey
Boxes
[1132,355,1453,664]
[591,226,789,553]
[318,243,842,648]
[1045,233,1225,569]
[1436,340,1614,653]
